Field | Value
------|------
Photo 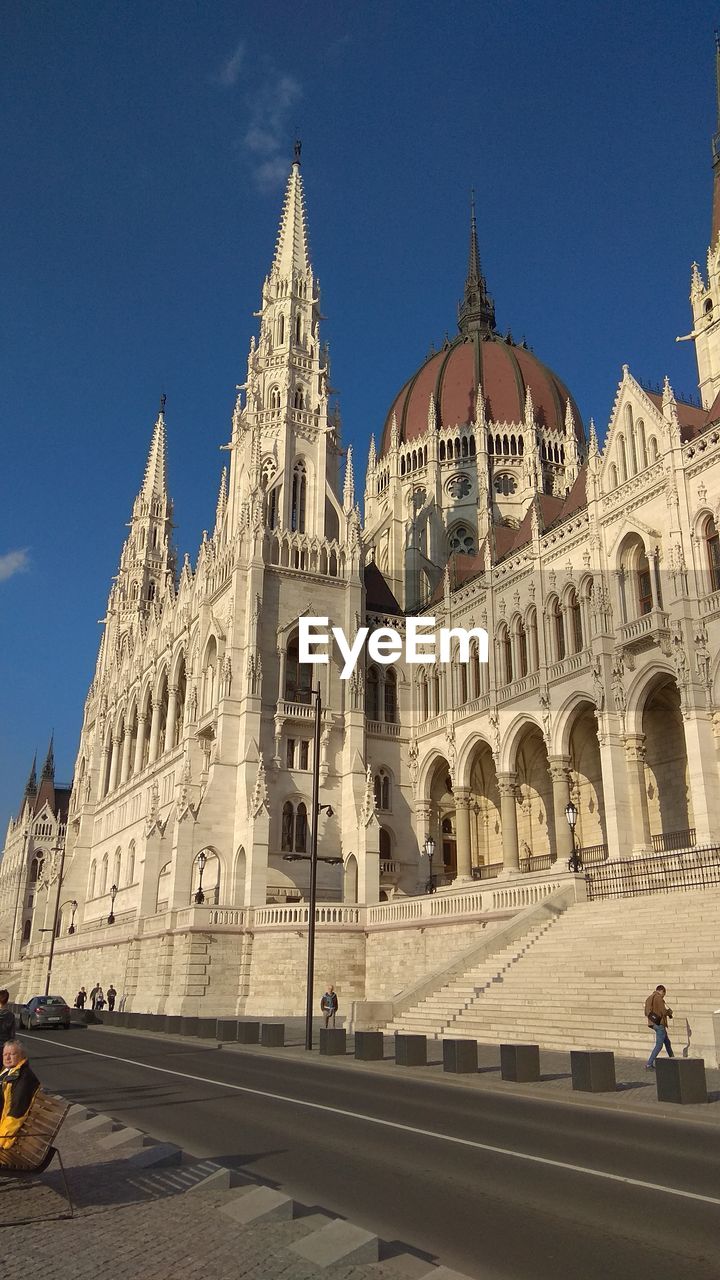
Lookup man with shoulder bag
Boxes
[645,984,674,1069]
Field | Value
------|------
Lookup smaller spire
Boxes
[588,418,599,457]
[524,385,534,427]
[367,434,377,473]
[24,752,37,797]
[41,733,55,781]
[216,467,228,524]
[343,445,355,513]
[564,399,575,437]
[293,138,302,166]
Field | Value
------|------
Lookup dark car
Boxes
[19,996,71,1030]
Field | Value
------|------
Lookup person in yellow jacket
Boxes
[0,1040,40,1163]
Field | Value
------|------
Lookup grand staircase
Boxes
[386,886,720,1064]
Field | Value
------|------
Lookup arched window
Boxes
[294,388,305,410]
[379,827,392,861]
[648,435,659,461]
[384,668,397,723]
[99,853,108,897]
[113,847,121,889]
[269,386,280,410]
[296,313,302,342]
[618,436,627,483]
[280,801,308,853]
[548,597,565,661]
[568,590,583,652]
[637,550,653,614]
[127,840,136,885]
[204,637,218,713]
[609,463,618,489]
[30,857,39,883]
[366,665,380,721]
[291,461,306,532]
[277,314,285,345]
[88,859,96,899]
[374,769,391,811]
[448,525,476,554]
[148,581,156,603]
[22,920,31,944]
[285,635,313,704]
[705,516,720,592]
[499,625,512,684]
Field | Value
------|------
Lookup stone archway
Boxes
[465,740,502,872]
[420,756,455,884]
[642,676,692,846]
[513,724,555,863]
[343,853,358,904]
[567,701,607,855]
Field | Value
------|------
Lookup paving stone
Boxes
[97,1125,147,1150]
[125,1142,183,1168]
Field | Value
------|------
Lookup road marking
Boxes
[30,1034,720,1208]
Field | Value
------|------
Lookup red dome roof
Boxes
[380,332,583,456]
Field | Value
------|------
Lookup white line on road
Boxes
[30,1034,720,1209]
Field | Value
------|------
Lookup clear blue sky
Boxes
[1,0,715,828]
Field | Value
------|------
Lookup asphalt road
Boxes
[24,1027,720,1280]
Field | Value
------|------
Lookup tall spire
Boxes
[24,752,37,797]
[271,146,311,279]
[458,190,496,336]
[343,445,355,513]
[141,395,168,505]
[41,733,55,780]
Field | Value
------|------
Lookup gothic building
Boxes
[4,66,720,1016]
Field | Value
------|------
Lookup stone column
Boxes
[682,708,720,844]
[165,685,178,754]
[453,788,473,879]
[497,772,519,872]
[277,647,287,703]
[149,696,161,763]
[623,733,652,854]
[120,726,133,785]
[133,713,147,775]
[548,755,574,864]
[596,728,634,860]
[98,745,110,798]
[108,732,121,793]
[415,801,433,889]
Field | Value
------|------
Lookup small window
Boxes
[286,739,296,769]
[299,740,309,770]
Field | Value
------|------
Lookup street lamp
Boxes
[68,900,78,935]
[424,835,436,894]
[194,850,208,904]
[565,800,583,873]
[107,883,118,925]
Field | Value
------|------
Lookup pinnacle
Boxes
[141,406,168,505]
[41,732,55,781]
[458,190,496,337]
[271,161,311,279]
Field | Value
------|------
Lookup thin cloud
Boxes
[214,40,245,88]
[0,549,30,582]
[242,74,302,191]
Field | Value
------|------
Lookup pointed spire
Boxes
[458,189,496,336]
[474,383,486,430]
[343,445,355,513]
[564,399,575,437]
[390,411,399,451]
[24,753,37,798]
[41,733,54,781]
[215,467,228,525]
[367,433,377,473]
[271,148,311,279]
[524,385,534,427]
[690,261,705,296]
[141,397,168,505]
[588,418,599,458]
[427,392,437,432]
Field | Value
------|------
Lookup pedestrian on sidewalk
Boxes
[320,985,338,1028]
[90,983,102,1010]
[0,991,16,1048]
[106,985,117,1012]
[95,988,105,1011]
[75,987,87,1010]
[0,1040,40,1165]
[645,984,674,1069]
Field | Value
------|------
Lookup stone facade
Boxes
[5,82,720,1015]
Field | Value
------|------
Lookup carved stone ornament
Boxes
[248,754,270,819]
[360,762,376,826]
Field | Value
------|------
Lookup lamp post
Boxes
[565,800,582,873]
[424,835,436,894]
[107,883,118,925]
[194,850,208,904]
[68,900,78,935]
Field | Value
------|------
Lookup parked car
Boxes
[19,996,71,1030]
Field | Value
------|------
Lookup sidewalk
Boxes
[2,1099,471,1280]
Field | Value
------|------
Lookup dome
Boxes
[379,330,584,457]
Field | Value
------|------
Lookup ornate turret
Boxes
[111,398,176,616]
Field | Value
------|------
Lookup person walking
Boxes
[75,987,87,1010]
[0,1039,40,1165]
[94,987,105,1011]
[89,983,101,1011]
[645,984,674,1069]
[106,985,117,1012]
[0,991,16,1049]
[320,985,338,1029]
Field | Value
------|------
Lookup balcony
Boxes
[651,828,696,853]
[367,720,401,738]
[618,609,670,653]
